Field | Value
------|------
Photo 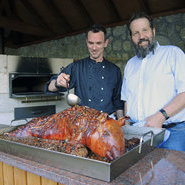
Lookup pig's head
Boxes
[86,117,125,161]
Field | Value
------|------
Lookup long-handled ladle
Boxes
[66,81,80,106]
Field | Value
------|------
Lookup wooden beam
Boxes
[76,0,94,25]
[108,0,123,21]
[1,0,12,16]
[0,28,5,54]
[18,0,51,29]
[103,8,185,28]
[138,0,150,13]
[28,0,70,34]
[48,0,73,32]
[151,8,185,19]
[6,7,185,49]
[0,16,53,36]
[0,1,3,15]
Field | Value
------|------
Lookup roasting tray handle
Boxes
[10,118,28,126]
[138,130,154,153]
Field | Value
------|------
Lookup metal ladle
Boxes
[66,81,80,106]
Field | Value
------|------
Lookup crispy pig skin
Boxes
[8,106,126,160]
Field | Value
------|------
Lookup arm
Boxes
[116,101,127,119]
[116,109,124,119]
[123,101,127,116]
[145,91,185,128]
[119,101,130,125]
[113,68,124,118]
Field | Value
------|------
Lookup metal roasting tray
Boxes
[0,124,165,182]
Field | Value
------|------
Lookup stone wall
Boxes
[5,13,185,74]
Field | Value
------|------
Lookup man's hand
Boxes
[145,112,165,128]
[48,73,70,92]
[56,73,70,88]
[116,110,124,120]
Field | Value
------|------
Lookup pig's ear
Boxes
[117,116,130,127]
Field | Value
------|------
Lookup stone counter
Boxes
[0,148,184,185]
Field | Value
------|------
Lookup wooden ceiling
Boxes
[0,0,185,49]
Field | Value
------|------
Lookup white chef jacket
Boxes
[121,42,185,124]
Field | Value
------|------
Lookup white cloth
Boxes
[132,120,146,127]
[132,120,170,142]
[121,42,185,123]
[109,113,116,120]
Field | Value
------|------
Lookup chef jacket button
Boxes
[101,99,103,102]
[102,66,105,68]
[88,99,91,102]
[101,87,104,90]
[102,76,104,79]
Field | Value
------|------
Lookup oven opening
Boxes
[9,73,60,98]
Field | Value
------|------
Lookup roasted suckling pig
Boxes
[8,106,126,160]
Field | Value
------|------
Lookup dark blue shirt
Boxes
[45,57,124,114]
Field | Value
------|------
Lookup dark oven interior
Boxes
[9,73,58,98]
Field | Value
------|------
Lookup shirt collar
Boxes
[88,56,106,65]
[155,41,160,52]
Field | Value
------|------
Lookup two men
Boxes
[122,12,185,151]
[46,13,185,151]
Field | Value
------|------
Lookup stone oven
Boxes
[0,55,73,125]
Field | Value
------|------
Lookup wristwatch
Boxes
[159,109,169,120]
[54,80,60,89]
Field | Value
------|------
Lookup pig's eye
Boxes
[103,130,110,137]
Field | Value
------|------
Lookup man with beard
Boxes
[45,24,124,119]
[121,12,185,151]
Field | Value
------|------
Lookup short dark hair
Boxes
[127,12,154,36]
[86,24,107,40]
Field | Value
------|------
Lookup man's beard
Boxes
[133,38,157,59]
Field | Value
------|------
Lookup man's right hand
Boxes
[48,73,70,91]
[56,73,70,88]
